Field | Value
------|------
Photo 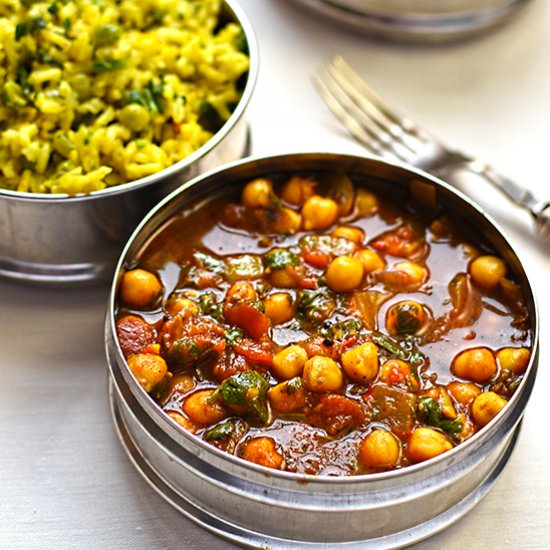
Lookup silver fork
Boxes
[313,55,550,237]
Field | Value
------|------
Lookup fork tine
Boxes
[313,69,412,163]
[312,73,390,159]
[313,73,406,162]
[329,56,430,148]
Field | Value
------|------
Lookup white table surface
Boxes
[1,1,549,548]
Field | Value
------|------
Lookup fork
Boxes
[313,55,550,237]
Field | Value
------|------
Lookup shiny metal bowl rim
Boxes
[291,0,532,41]
[106,151,539,484]
[322,0,531,20]
[0,0,258,202]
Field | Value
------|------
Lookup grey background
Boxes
[2,1,550,548]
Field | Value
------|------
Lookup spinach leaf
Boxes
[284,376,303,395]
[198,292,223,321]
[15,16,46,41]
[146,79,164,112]
[205,420,234,441]
[15,64,31,96]
[264,249,299,271]
[211,371,270,424]
[193,250,226,276]
[124,86,161,113]
[224,326,244,347]
[370,332,426,369]
[37,48,60,66]
[63,17,71,34]
[417,397,463,439]
[198,100,224,133]
[320,317,362,341]
[166,338,201,368]
[297,288,336,324]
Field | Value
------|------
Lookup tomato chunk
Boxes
[116,315,156,357]
[307,394,366,436]
[224,302,270,340]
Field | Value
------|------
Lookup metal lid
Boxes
[292,0,533,42]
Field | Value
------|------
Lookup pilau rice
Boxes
[0,0,249,194]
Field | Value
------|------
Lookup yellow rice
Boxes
[0,0,249,194]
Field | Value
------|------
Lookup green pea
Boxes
[70,73,91,99]
[94,23,120,47]
[118,103,150,132]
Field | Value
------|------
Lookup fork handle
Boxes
[439,154,550,237]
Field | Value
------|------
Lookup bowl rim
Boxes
[106,151,540,484]
[0,0,258,203]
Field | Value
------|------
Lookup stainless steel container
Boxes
[0,0,257,286]
[291,0,533,42]
[105,153,539,548]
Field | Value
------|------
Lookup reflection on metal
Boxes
[292,0,533,42]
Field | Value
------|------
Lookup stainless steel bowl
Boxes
[0,0,257,286]
[105,153,539,548]
[291,0,533,42]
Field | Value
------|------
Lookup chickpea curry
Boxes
[115,172,532,476]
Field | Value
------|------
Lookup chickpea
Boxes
[165,295,199,317]
[127,353,168,393]
[182,389,226,426]
[241,178,272,209]
[496,347,530,375]
[408,427,452,463]
[281,176,316,205]
[326,255,364,292]
[119,268,162,309]
[394,261,428,286]
[356,249,385,273]
[303,355,343,392]
[451,347,497,383]
[447,381,481,405]
[385,300,428,336]
[355,188,379,216]
[170,373,196,395]
[379,359,419,391]
[469,255,506,289]
[271,207,302,234]
[471,391,507,427]
[272,345,308,380]
[226,281,257,303]
[269,268,297,288]
[301,195,339,230]
[341,342,379,383]
[331,225,365,245]
[118,103,150,132]
[457,414,475,441]
[240,437,284,469]
[268,378,306,413]
[264,292,294,324]
[167,410,196,433]
[359,429,400,469]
